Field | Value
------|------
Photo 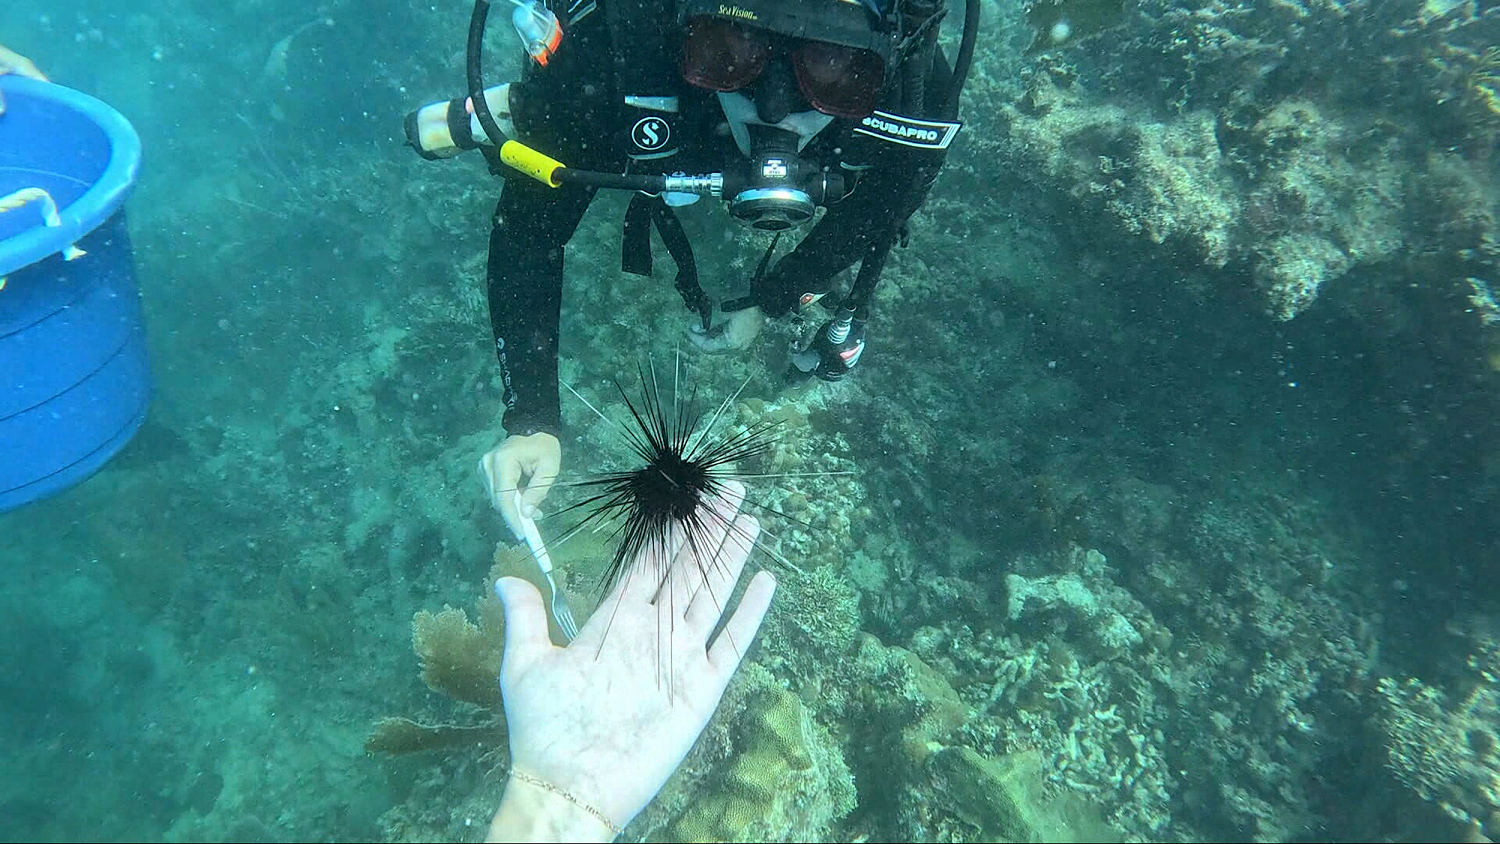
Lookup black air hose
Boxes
[946,0,980,119]
[466,0,510,171]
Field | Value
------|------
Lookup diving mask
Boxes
[680,16,886,118]
[677,0,893,118]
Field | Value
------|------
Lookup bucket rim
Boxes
[0,75,142,277]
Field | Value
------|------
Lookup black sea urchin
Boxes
[559,361,786,601]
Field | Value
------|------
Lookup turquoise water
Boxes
[2,1,1498,841]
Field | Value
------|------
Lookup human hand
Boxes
[487,480,776,842]
[0,46,47,81]
[479,432,561,541]
[685,305,767,353]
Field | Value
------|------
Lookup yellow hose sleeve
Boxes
[499,140,564,188]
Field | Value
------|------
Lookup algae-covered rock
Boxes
[884,642,973,763]
[771,565,862,661]
[930,746,1119,843]
[1374,653,1500,839]
[668,683,854,842]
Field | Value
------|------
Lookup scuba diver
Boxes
[406,0,977,537]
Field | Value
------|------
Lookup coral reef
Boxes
[667,678,855,842]
[760,564,863,666]
[845,489,1383,842]
[1374,619,1500,839]
[930,746,1118,843]
[364,603,506,759]
[6,0,1498,841]
[366,717,497,756]
[1004,553,1146,656]
[804,630,1123,841]
[974,64,1450,321]
[957,1,1498,323]
[411,607,503,710]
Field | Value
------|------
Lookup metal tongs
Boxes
[514,491,579,643]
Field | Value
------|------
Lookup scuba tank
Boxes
[403,0,559,159]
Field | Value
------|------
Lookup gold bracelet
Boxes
[509,768,624,838]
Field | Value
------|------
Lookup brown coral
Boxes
[667,681,853,842]
[412,606,503,709]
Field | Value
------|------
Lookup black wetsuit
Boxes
[487,6,951,437]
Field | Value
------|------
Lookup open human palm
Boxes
[490,480,776,839]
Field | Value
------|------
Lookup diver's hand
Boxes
[479,432,561,541]
[686,305,767,353]
[487,481,776,841]
[0,46,47,81]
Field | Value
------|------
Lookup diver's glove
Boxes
[788,308,866,382]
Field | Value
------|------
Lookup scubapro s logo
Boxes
[631,116,670,151]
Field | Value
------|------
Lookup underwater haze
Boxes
[2,0,1498,841]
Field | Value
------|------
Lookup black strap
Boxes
[447,97,475,149]
[844,226,898,320]
[649,200,696,290]
[622,192,655,276]
[651,200,711,328]
[619,194,712,328]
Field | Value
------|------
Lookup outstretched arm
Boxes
[487,2,621,437]
[486,177,590,438]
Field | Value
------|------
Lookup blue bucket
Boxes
[0,76,146,512]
